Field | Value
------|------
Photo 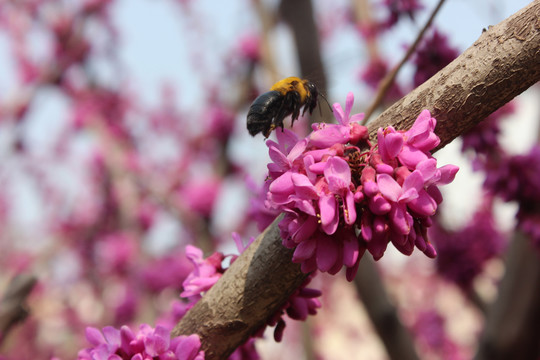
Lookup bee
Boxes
[247,76,319,138]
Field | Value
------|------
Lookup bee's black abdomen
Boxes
[247,91,284,137]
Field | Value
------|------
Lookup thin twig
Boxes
[362,0,447,124]
[0,274,37,344]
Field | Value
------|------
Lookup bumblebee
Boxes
[247,77,319,137]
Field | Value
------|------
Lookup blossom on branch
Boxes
[264,93,458,278]
[78,324,204,360]
[179,234,321,345]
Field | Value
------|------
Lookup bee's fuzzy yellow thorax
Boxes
[270,77,308,102]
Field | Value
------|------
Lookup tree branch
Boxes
[474,231,540,360]
[354,257,420,360]
[279,0,332,125]
[0,274,37,344]
[173,2,540,359]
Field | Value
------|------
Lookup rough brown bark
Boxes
[173,2,540,359]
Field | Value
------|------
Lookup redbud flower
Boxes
[264,93,458,277]
[430,204,506,290]
[246,175,280,231]
[382,0,424,28]
[178,177,222,218]
[412,310,464,359]
[413,30,458,87]
[180,245,226,302]
[78,325,204,360]
[483,146,540,251]
[238,34,260,63]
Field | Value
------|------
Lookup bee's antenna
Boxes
[318,92,333,116]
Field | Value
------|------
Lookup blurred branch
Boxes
[474,231,540,360]
[0,274,37,345]
[467,287,488,316]
[352,0,380,60]
[354,257,420,360]
[252,0,279,83]
[279,0,332,124]
[278,0,327,93]
[173,2,540,358]
[362,0,447,123]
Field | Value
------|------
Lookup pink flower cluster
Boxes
[430,203,506,290]
[78,324,204,360]
[180,234,321,345]
[264,93,458,279]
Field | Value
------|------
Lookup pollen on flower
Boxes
[263,92,458,280]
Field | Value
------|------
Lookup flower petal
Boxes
[368,194,391,215]
[342,232,359,267]
[309,124,350,147]
[325,157,351,193]
[293,237,317,262]
[319,195,339,235]
[438,164,459,184]
[398,144,429,169]
[316,235,339,272]
[408,189,437,216]
[377,173,401,202]
[389,204,413,235]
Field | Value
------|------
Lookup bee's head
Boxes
[304,81,319,99]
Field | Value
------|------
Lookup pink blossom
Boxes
[180,245,225,301]
[263,93,458,270]
[178,177,222,218]
[78,325,204,360]
[238,34,260,63]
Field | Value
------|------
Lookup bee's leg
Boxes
[290,91,302,124]
[274,92,294,130]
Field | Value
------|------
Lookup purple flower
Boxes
[78,324,204,360]
[179,237,320,349]
[180,245,225,301]
[246,176,280,231]
[310,92,368,148]
[430,204,506,290]
[95,232,138,274]
[382,0,424,28]
[481,145,540,252]
[412,310,465,360]
[413,30,458,87]
[178,177,222,218]
[262,94,459,271]
[141,251,193,293]
[237,34,260,63]
[360,58,403,101]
